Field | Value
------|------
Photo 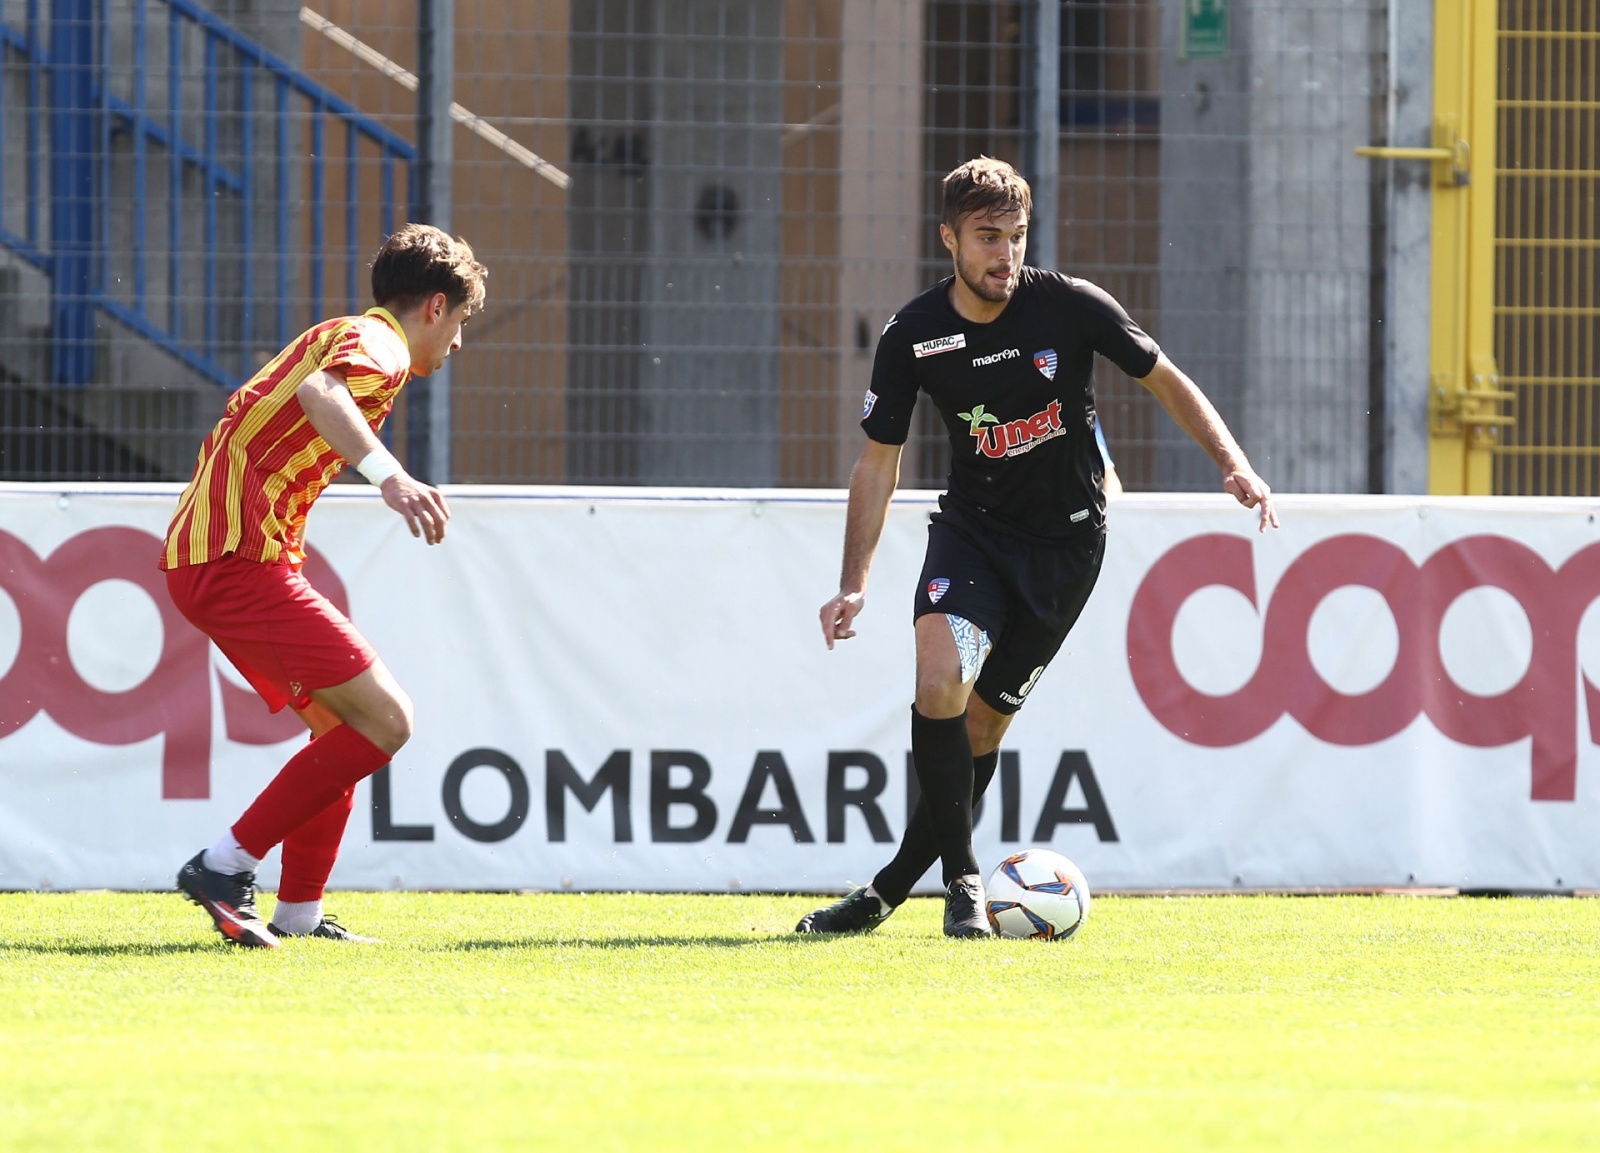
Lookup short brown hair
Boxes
[370,223,488,316]
[940,157,1032,231]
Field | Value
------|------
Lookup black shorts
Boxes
[911,511,1106,715]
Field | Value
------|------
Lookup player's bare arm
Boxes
[295,370,452,545]
[820,439,903,649]
[1138,353,1280,532]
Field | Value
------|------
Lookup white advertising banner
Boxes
[3,484,1599,894]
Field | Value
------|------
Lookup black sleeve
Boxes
[1073,279,1162,380]
[859,315,920,445]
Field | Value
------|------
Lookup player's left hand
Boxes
[380,473,451,544]
[1224,471,1279,532]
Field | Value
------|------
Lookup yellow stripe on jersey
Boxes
[161,308,411,570]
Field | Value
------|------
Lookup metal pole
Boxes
[1032,0,1059,271]
[411,0,453,483]
[49,0,98,386]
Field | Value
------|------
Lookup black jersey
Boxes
[861,266,1160,542]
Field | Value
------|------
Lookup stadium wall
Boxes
[2,484,1597,894]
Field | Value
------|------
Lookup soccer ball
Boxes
[985,849,1091,940]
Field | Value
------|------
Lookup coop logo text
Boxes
[1128,533,1600,801]
[0,526,343,799]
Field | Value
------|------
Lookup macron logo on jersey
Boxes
[913,334,966,358]
[973,348,1020,367]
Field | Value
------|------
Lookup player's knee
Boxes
[386,694,416,751]
[914,674,968,719]
[963,692,1014,754]
[363,690,414,754]
[966,711,1009,755]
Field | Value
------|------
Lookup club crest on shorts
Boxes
[927,577,951,604]
[862,389,878,418]
[1033,349,1058,381]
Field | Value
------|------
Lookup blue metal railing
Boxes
[0,0,49,274]
[0,0,415,389]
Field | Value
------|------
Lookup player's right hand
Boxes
[1223,469,1279,533]
[819,591,865,650]
[380,473,451,545]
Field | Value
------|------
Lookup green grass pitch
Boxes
[3,890,1599,1151]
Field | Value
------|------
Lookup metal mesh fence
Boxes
[0,0,1389,492]
[1494,0,1600,496]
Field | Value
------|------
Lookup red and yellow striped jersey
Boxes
[161,307,411,570]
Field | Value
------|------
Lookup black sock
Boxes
[898,706,980,888]
[873,748,1000,905]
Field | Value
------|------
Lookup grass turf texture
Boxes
[2,893,1599,1151]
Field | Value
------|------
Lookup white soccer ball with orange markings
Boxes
[985,848,1091,940]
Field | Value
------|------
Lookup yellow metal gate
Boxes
[1494,0,1600,495]
[1428,0,1509,494]
[1364,1,1598,494]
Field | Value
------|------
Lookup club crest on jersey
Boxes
[961,399,1066,459]
[862,389,878,418]
[913,333,966,358]
[1033,349,1058,380]
[927,577,951,604]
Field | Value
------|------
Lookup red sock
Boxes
[233,724,388,858]
[277,786,356,903]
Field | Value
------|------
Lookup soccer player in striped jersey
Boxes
[164,223,486,948]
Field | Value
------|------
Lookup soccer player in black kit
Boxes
[798,156,1279,938]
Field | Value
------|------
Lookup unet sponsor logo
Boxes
[959,399,1067,459]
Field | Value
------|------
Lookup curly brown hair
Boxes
[940,157,1033,232]
[370,223,488,316]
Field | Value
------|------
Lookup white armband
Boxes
[355,446,404,486]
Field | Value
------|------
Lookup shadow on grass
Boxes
[443,933,843,953]
[0,940,221,957]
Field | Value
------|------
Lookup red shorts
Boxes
[165,553,377,713]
